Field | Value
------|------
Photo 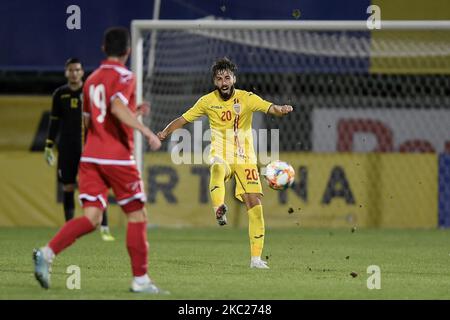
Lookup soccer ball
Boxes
[263,160,295,190]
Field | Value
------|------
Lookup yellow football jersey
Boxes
[182,89,272,164]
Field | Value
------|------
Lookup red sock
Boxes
[48,216,95,255]
[127,222,148,277]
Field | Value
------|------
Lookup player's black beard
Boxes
[217,85,235,101]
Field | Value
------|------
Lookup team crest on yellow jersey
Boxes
[233,103,241,115]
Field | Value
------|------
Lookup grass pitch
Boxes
[0,227,449,300]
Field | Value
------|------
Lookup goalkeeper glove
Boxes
[44,140,55,166]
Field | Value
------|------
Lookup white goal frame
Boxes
[131,19,450,173]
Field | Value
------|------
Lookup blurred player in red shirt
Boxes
[33,27,167,294]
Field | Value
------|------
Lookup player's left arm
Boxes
[136,101,150,117]
[111,98,161,151]
[247,91,294,116]
[110,73,160,150]
[267,104,294,116]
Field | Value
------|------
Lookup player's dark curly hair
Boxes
[211,57,237,79]
[65,58,82,68]
[103,27,130,57]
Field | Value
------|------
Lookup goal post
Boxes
[131,19,450,228]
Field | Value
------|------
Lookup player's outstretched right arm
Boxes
[157,116,188,141]
[111,97,161,151]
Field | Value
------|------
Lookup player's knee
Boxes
[127,209,147,223]
[245,194,262,209]
[84,207,103,226]
[123,200,146,217]
[210,163,225,177]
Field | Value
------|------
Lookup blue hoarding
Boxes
[0,0,369,71]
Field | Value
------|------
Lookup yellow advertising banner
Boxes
[0,95,51,151]
[0,151,437,228]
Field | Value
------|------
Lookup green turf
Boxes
[0,227,449,299]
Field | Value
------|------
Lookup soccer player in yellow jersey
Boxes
[157,58,293,269]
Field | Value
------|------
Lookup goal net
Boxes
[132,20,450,228]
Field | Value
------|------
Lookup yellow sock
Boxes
[209,163,226,209]
[248,204,265,258]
